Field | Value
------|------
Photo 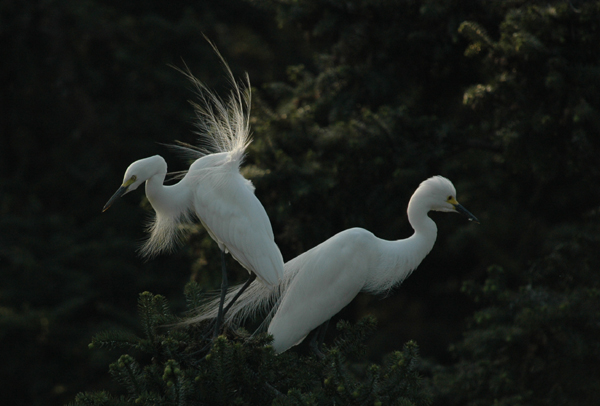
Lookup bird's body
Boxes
[103,49,284,327]
[267,226,433,352]
[187,152,282,285]
[186,175,478,353]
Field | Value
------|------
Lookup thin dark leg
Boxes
[222,273,256,317]
[213,249,228,338]
[195,272,257,357]
[309,319,330,358]
[316,319,330,344]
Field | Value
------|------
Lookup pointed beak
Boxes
[102,185,129,212]
[454,203,479,224]
[103,175,138,212]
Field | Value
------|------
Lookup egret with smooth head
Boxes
[185,176,477,353]
[103,50,284,336]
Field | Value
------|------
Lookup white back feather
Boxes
[172,43,252,170]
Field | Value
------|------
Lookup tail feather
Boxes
[181,279,277,328]
[181,253,307,330]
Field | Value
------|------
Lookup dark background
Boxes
[2,0,599,405]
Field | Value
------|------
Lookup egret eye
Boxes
[123,175,137,188]
[447,195,453,201]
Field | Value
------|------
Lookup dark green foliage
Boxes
[460,1,600,186]
[71,292,431,406]
[241,3,490,319]
[426,3,600,405]
[433,227,600,406]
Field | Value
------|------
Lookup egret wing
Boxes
[268,229,374,353]
[193,172,284,286]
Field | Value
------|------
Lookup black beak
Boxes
[454,203,479,224]
[102,185,129,212]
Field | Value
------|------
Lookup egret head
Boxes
[102,156,167,212]
[412,176,479,222]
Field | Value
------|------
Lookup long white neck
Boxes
[139,160,193,258]
[363,194,437,293]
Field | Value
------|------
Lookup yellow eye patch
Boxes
[447,196,459,205]
[122,175,137,188]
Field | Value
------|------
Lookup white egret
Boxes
[102,50,284,336]
[185,176,478,353]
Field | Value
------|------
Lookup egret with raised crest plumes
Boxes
[102,48,284,337]
[185,175,478,353]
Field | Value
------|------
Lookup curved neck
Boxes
[145,172,191,217]
[364,200,437,293]
[139,170,194,258]
[403,195,438,267]
[407,196,437,240]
